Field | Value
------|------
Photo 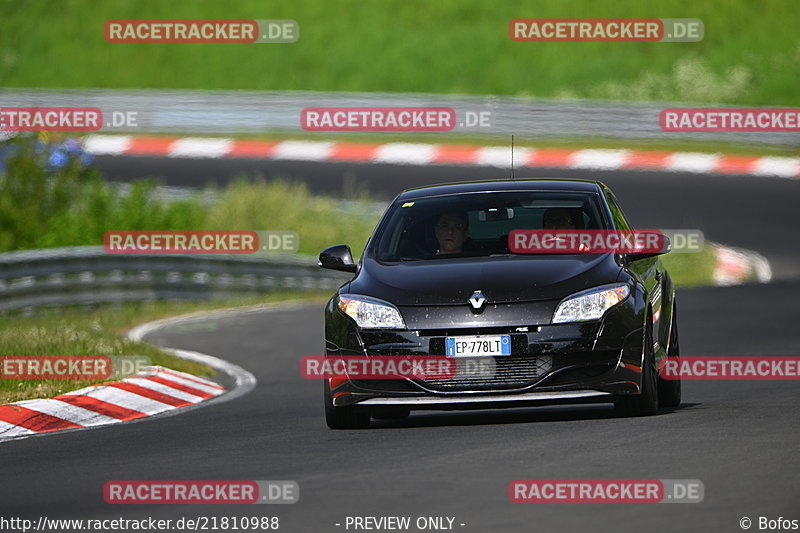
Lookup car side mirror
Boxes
[319,245,357,273]
[623,234,671,263]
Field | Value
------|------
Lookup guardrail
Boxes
[1,89,797,146]
[0,246,351,312]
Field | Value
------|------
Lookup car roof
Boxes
[396,179,604,201]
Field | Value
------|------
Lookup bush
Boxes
[0,135,206,252]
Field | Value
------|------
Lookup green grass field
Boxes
[1,0,798,105]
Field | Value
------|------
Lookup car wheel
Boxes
[370,407,411,420]
[615,318,659,417]
[658,302,682,408]
[324,380,370,429]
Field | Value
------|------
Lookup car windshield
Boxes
[372,190,608,261]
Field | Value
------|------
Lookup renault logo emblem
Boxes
[468,290,487,313]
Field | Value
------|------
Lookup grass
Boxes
[0,135,380,255]
[660,246,717,288]
[1,0,798,105]
[0,292,329,404]
[205,178,379,256]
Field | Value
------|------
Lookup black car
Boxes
[319,179,681,429]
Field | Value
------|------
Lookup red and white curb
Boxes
[0,309,259,443]
[83,135,800,178]
[713,244,773,286]
[0,367,223,440]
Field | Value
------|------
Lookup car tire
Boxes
[658,302,682,408]
[615,318,659,417]
[324,380,371,429]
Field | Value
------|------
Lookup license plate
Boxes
[445,335,511,357]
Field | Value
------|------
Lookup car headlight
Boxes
[337,294,406,329]
[552,283,630,324]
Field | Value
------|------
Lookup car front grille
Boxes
[417,354,553,392]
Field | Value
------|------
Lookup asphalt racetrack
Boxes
[2,158,798,532]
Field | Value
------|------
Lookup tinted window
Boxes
[372,191,607,260]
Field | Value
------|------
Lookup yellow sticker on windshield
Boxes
[402,202,415,207]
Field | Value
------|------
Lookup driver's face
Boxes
[435,214,468,254]
[544,210,576,230]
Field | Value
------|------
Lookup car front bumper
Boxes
[324,294,649,409]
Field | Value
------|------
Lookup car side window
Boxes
[605,193,632,230]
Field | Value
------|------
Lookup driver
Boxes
[542,208,578,230]
[434,212,469,254]
[542,208,590,252]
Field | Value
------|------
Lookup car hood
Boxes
[349,254,623,306]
